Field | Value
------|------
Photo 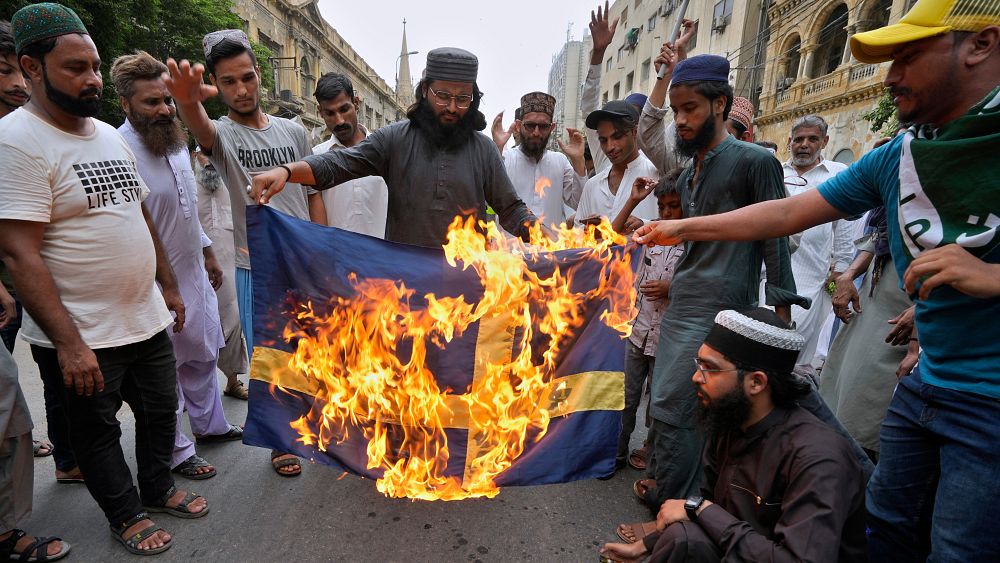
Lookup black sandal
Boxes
[144,486,209,519]
[1,528,72,561]
[109,512,171,556]
[195,424,244,444]
[171,454,216,480]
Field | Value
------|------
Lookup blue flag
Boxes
[242,206,632,497]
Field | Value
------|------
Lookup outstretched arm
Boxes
[163,59,219,154]
[634,189,847,246]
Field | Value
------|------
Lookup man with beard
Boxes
[164,29,320,477]
[0,4,207,555]
[311,72,388,238]
[623,54,803,515]
[249,47,540,247]
[491,91,586,228]
[778,114,854,368]
[112,51,244,481]
[600,308,867,563]
[634,2,1000,558]
[575,101,659,226]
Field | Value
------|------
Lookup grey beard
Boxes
[196,166,221,192]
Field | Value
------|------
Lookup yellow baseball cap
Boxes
[850,0,1000,63]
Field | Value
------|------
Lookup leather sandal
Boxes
[144,486,209,519]
[0,529,71,561]
[110,513,170,556]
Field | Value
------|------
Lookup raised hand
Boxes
[654,20,695,76]
[163,58,218,105]
[491,111,516,152]
[589,0,619,56]
[556,127,585,160]
[631,176,658,203]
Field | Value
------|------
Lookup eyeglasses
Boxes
[427,87,474,109]
[693,358,741,382]
[521,122,554,132]
[783,175,808,188]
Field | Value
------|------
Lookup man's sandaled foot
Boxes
[600,540,648,563]
[54,467,84,484]
[171,454,216,480]
[145,486,209,519]
[0,529,71,562]
[627,446,648,471]
[223,379,249,400]
[632,478,656,504]
[33,439,54,458]
[110,513,171,556]
[616,520,658,544]
[195,424,244,444]
[270,451,301,477]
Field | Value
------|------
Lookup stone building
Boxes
[232,0,405,143]
[548,29,592,137]
[754,0,913,163]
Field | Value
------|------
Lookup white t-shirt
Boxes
[0,109,171,349]
[575,152,659,224]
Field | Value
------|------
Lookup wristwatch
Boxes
[685,495,705,521]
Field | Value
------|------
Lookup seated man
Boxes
[602,308,867,563]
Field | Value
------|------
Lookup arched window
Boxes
[810,4,849,78]
[783,34,801,85]
[300,57,314,98]
[862,0,892,30]
[833,148,854,164]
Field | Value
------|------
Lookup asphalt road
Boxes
[14,342,653,562]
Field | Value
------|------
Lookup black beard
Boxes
[696,384,752,436]
[410,100,479,151]
[44,69,101,118]
[520,138,547,160]
[675,115,717,159]
[128,110,187,158]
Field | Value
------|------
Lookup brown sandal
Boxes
[270,451,301,477]
[632,478,656,503]
[615,521,658,544]
[627,446,648,471]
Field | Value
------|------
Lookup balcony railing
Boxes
[769,62,884,112]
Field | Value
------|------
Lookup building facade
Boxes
[548,30,592,137]
[752,0,910,163]
[596,0,770,108]
[233,0,405,143]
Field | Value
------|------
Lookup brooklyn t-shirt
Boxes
[208,115,312,269]
[0,109,172,349]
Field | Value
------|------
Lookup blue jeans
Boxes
[867,367,1000,562]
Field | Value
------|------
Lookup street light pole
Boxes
[395,50,419,101]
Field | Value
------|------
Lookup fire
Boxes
[534,177,552,198]
[280,216,636,500]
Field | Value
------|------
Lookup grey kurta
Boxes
[651,136,807,425]
[303,120,536,248]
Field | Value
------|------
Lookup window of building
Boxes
[687,20,699,51]
[782,34,801,85]
[621,6,628,27]
[613,82,621,100]
[712,0,733,32]
[641,59,651,82]
[626,71,634,92]
[863,0,892,30]
[606,58,613,72]
[647,15,657,32]
[300,57,314,99]
[602,91,609,105]
[833,148,854,164]
[810,3,849,78]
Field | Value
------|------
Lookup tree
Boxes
[862,88,899,137]
[0,0,273,124]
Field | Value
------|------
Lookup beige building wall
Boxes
[232,0,405,143]
[755,0,910,163]
[597,0,769,106]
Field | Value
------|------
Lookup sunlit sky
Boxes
[315,0,597,128]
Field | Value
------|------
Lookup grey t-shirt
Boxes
[207,115,311,268]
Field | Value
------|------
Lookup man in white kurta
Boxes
[492,92,586,228]
[779,115,855,367]
[311,72,388,239]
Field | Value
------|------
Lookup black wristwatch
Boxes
[685,495,705,521]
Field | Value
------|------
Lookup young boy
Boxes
[610,169,684,485]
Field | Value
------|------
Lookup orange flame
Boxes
[534,177,552,198]
[280,217,636,500]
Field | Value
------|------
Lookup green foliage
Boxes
[862,88,899,137]
[0,0,271,123]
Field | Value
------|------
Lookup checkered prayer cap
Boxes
[729,97,755,133]
[703,308,804,374]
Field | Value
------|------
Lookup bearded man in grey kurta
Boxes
[253,48,538,248]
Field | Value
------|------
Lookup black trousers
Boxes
[645,521,722,563]
[32,330,178,526]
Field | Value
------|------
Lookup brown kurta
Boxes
[645,406,868,562]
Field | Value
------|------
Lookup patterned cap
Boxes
[703,308,804,374]
[729,96,755,133]
[203,29,252,60]
[520,91,555,117]
[11,2,88,55]
[424,47,478,83]
[851,0,1000,63]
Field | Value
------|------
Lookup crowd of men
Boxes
[0,0,996,560]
